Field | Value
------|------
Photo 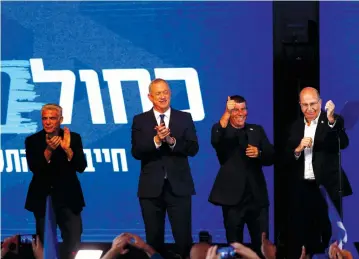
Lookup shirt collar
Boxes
[153,107,171,119]
[304,111,321,125]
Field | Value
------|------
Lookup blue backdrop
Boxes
[320,2,359,256]
[1,1,273,243]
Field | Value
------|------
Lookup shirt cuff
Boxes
[169,138,176,150]
[294,152,301,160]
[328,119,337,128]
[154,137,162,149]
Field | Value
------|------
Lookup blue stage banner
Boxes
[1,1,273,243]
[320,1,359,256]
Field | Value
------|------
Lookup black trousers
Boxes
[287,180,334,258]
[222,204,269,258]
[34,206,82,259]
[139,179,192,258]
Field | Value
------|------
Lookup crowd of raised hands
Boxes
[1,232,353,259]
[204,233,352,259]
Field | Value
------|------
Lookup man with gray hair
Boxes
[24,103,87,259]
[131,79,199,259]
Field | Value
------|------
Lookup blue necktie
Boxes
[159,114,165,125]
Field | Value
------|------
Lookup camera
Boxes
[19,234,36,244]
[17,234,36,254]
[217,246,236,259]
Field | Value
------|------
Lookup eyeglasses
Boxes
[299,100,320,109]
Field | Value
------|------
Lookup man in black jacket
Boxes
[285,87,352,258]
[25,103,87,259]
[131,79,199,259]
[209,95,274,257]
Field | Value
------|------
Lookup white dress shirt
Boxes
[153,108,176,149]
[295,112,336,180]
[303,115,319,179]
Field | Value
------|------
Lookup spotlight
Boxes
[75,249,103,259]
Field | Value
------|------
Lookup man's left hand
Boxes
[246,145,259,158]
[166,136,175,145]
[60,127,71,150]
[325,100,335,123]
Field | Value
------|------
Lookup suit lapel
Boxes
[314,112,326,143]
[295,117,305,141]
[148,108,159,126]
[40,130,48,149]
[169,108,175,130]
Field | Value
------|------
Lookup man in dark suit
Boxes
[209,95,274,257]
[285,87,352,258]
[131,78,199,259]
[25,103,87,259]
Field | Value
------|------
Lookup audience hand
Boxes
[231,242,260,259]
[299,246,309,259]
[124,233,157,257]
[205,245,219,259]
[31,236,44,259]
[111,233,131,255]
[1,235,18,257]
[329,242,353,259]
[261,233,276,259]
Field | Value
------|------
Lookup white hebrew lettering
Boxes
[30,58,76,124]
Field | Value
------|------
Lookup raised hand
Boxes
[60,127,71,151]
[205,245,219,259]
[111,233,131,255]
[31,236,44,259]
[226,96,236,113]
[325,100,335,123]
[231,242,260,259]
[261,233,276,259]
[45,135,61,151]
[124,233,157,256]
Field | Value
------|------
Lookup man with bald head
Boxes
[131,79,199,259]
[285,87,352,257]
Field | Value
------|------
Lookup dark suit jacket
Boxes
[209,123,274,207]
[131,108,199,198]
[25,129,87,216]
[285,111,353,201]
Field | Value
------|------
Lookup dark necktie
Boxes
[159,114,167,179]
[159,114,165,126]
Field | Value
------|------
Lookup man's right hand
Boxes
[295,137,313,153]
[220,96,235,128]
[45,135,61,151]
[226,96,236,112]
[154,123,171,143]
